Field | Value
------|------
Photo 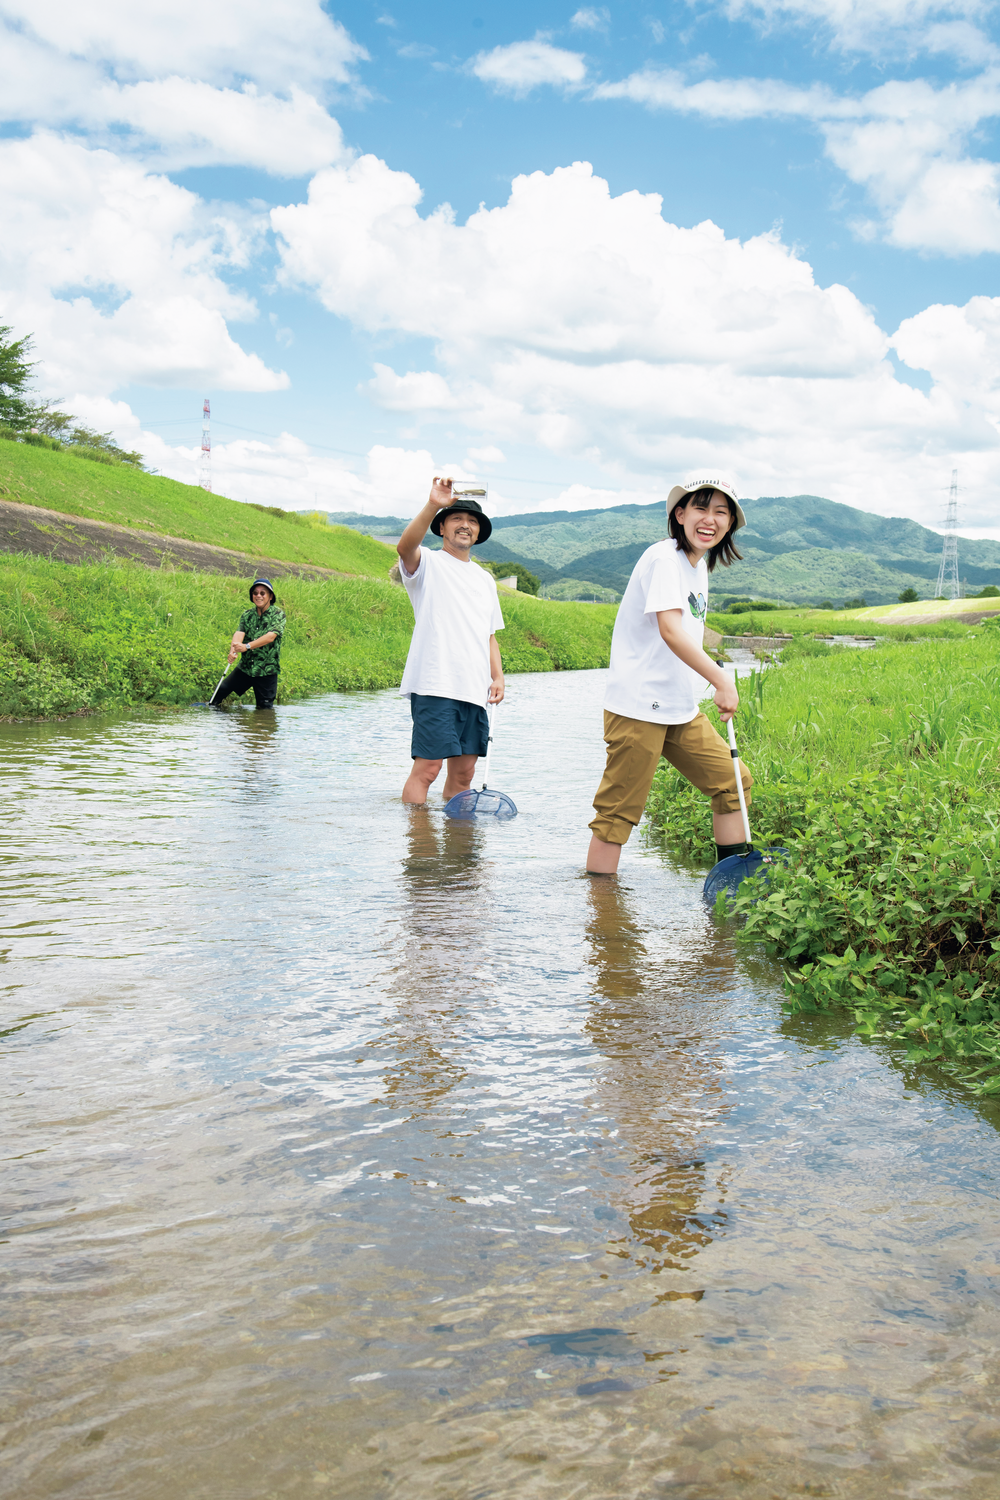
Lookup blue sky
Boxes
[3,1,1000,531]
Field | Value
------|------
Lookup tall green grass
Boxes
[0,552,617,717]
[646,637,1000,1092]
[708,605,973,641]
[0,437,396,575]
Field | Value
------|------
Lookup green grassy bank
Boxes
[0,437,395,575]
[647,633,1000,1092]
[0,552,617,717]
[708,603,982,641]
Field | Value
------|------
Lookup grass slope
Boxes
[706,601,995,640]
[0,553,617,717]
[0,438,396,576]
[647,631,1000,1091]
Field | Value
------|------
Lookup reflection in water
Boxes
[6,673,1000,1500]
[380,809,485,1117]
[584,877,730,1280]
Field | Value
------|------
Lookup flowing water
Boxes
[4,669,1000,1500]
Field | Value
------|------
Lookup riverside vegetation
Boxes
[647,629,1000,1092]
[0,438,616,715]
[0,555,616,718]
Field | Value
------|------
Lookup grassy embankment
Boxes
[0,441,616,715]
[709,597,1000,643]
[0,435,395,574]
[647,630,1000,1091]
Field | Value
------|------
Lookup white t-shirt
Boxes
[603,539,709,725]
[399,547,505,705]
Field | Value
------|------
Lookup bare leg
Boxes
[712,809,747,845]
[586,835,622,875]
[402,757,443,805]
[441,753,477,802]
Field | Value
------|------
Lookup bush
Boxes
[646,639,1000,1091]
[975,585,1000,598]
[0,554,616,718]
[67,445,119,466]
[898,587,919,603]
[843,596,867,609]
[726,598,787,613]
[479,560,541,595]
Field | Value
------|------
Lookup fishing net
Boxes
[444,787,518,820]
[442,702,518,820]
[703,846,788,903]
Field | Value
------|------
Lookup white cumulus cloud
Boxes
[0,133,287,397]
[0,1,364,176]
[571,8,610,31]
[594,65,1000,253]
[472,39,588,96]
[269,152,1000,529]
[0,0,366,99]
[96,81,349,175]
[719,0,993,56]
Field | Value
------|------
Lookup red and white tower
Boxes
[200,398,211,493]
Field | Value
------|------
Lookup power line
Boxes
[133,416,607,489]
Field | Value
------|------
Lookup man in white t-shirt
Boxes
[397,477,505,804]
[586,477,753,875]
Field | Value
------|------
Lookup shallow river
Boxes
[4,669,1000,1500]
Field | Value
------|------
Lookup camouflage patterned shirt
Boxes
[238,604,285,677]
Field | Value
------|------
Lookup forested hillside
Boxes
[326,495,1000,605]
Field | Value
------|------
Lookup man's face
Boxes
[251,587,273,609]
[441,511,480,549]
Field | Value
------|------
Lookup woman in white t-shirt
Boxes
[586,478,752,875]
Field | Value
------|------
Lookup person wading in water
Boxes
[585,477,752,875]
[211,578,286,710]
[396,477,505,804]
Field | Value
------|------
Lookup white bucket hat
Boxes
[667,477,746,532]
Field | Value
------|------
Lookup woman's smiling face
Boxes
[672,490,735,560]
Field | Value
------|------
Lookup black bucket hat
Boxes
[430,497,492,545]
[249,577,276,602]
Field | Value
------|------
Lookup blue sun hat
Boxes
[249,578,276,602]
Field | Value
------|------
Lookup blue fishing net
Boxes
[444,788,518,820]
[703,846,788,903]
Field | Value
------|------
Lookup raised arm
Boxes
[397,476,455,574]
[656,610,739,721]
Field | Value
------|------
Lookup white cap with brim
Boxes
[667,478,746,532]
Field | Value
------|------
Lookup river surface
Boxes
[4,669,1000,1500]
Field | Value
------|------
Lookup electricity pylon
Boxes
[934,468,959,600]
[200,398,211,493]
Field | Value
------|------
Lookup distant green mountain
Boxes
[320,496,1000,606]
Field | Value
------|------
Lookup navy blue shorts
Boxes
[410,694,489,760]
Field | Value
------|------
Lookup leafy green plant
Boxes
[478,559,541,595]
[645,638,1000,1090]
[0,552,616,719]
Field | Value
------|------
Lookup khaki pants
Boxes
[589,710,753,846]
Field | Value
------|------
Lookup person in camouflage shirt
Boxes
[210,578,286,709]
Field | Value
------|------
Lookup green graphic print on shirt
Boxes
[687,591,708,622]
[238,604,285,676]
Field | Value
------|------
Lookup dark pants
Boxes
[211,668,278,709]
